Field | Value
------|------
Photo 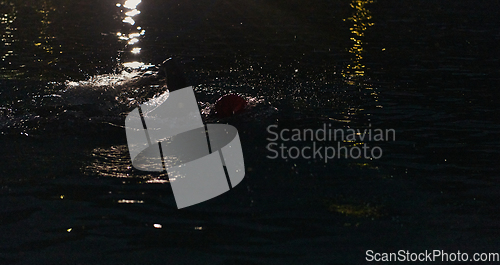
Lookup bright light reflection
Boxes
[125,9,141,17]
[343,0,374,81]
[122,62,156,70]
[340,0,380,118]
[117,0,149,69]
[118,199,144,204]
[1,5,16,62]
[123,61,144,69]
[65,71,139,87]
[145,179,169,183]
[123,0,141,9]
[128,38,139,45]
[122,17,135,25]
[128,32,141,38]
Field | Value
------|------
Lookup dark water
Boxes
[1,0,499,264]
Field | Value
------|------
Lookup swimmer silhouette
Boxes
[158,57,188,91]
[125,57,246,209]
[159,57,248,117]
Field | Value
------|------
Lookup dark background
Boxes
[1,0,499,264]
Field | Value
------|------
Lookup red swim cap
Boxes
[215,94,247,118]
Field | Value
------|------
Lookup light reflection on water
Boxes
[343,0,375,83]
[117,199,144,203]
[1,2,16,65]
[123,0,142,9]
[86,141,188,184]
[85,144,170,183]
[338,0,383,173]
[341,0,381,116]
[116,0,148,69]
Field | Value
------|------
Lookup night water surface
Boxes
[1,0,499,264]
